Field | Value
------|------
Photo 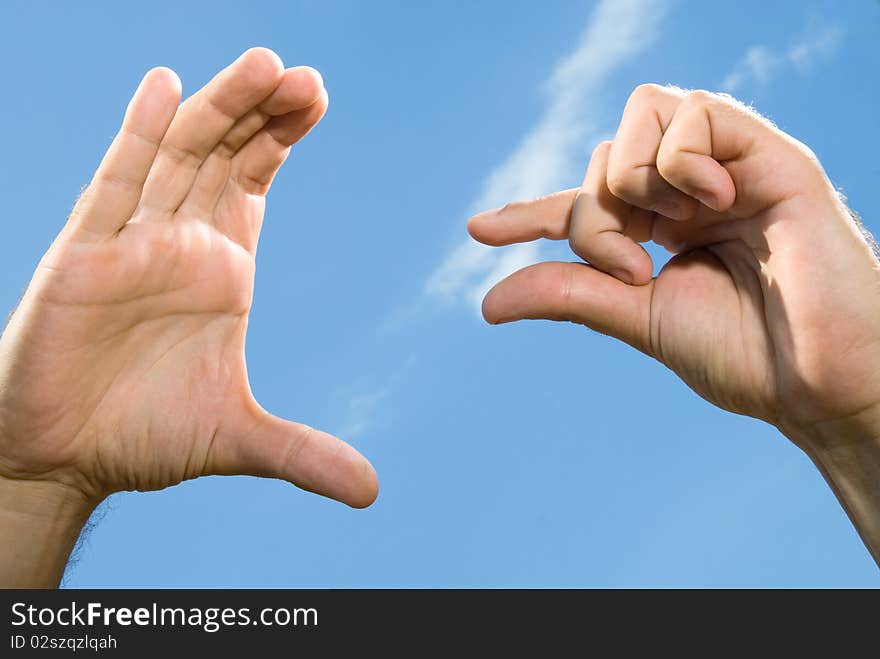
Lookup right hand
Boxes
[469,84,880,456]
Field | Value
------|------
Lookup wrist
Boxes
[778,402,880,461]
[0,474,99,587]
[779,413,880,566]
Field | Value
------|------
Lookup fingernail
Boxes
[610,268,634,284]
[651,201,682,220]
[695,191,719,211]
[471,207,498,220]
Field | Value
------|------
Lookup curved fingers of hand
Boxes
[609,85,806,221]
[569,141,654,285]
[178,67,326,215]
[467,144,656,286]
[231,89,329,195]
[606,84,700,221]
[136,48,286,216]
[655,91,741,213]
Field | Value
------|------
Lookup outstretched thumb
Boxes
[213,403,379,508]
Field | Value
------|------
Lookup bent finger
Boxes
[569,141,654,285]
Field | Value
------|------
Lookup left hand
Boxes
[0,49,377,588]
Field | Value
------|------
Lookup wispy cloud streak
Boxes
[334,355,417,440]
[337,388,389,439]
[424,0,668,310]
[721,23,842,93]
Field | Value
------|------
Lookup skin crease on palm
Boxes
[0,49,380,585]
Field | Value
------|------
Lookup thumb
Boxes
[212,403,379,508]
[483,261,654,356]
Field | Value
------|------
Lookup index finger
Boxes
[467,188,579,246]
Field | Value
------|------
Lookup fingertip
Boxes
[239,46,285,87]
[468,210,507,246]
[480,262,566,325]
[323,431,377,509]
[626,247,654,285]
[139,66,182,100]
[480,294,497,325]
[608,266,651,286]
[347,460,379,509]
[629,269,653,286]
[243,46,284,67]
[271,66,326,113]
[669,155,736,213]
[297,65,324,97]
[285,88,329,136]
[695,178,736,213]
[609,268,634,285]
[467,212,488,242]
[145,65,180,85]
[480,284,511,325]
[305,87,329,127]
[125,67,181,133]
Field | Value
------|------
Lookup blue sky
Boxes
[1,0,879,586]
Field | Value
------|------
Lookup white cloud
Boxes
[334,355,417,439]
[721,24,842,93]
[337,388,389,439]
[424,0,668,311]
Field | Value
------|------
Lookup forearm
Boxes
[785,419,880,567]
[0,476,96,587]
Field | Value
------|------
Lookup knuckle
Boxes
[605,165,635,199]
[162,141,201,167]
[94,170,140,192]
[591,140,612,159]
[567,214,581,253]
[75,182,95,206]
[567,229,590,262]
[789,137,821,167]
[629,83,665,105]
[559,266,574,313]
[655,147,691,187]
[654,143,680,178]
[784,137,828,183]
[498,200,520,215]
[283,423,315,472]
[684,88,715,106]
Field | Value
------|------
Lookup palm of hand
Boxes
[0,49,377,508]
[23,219,255,494]
[650,199,880,437]
[648,242,777,421]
